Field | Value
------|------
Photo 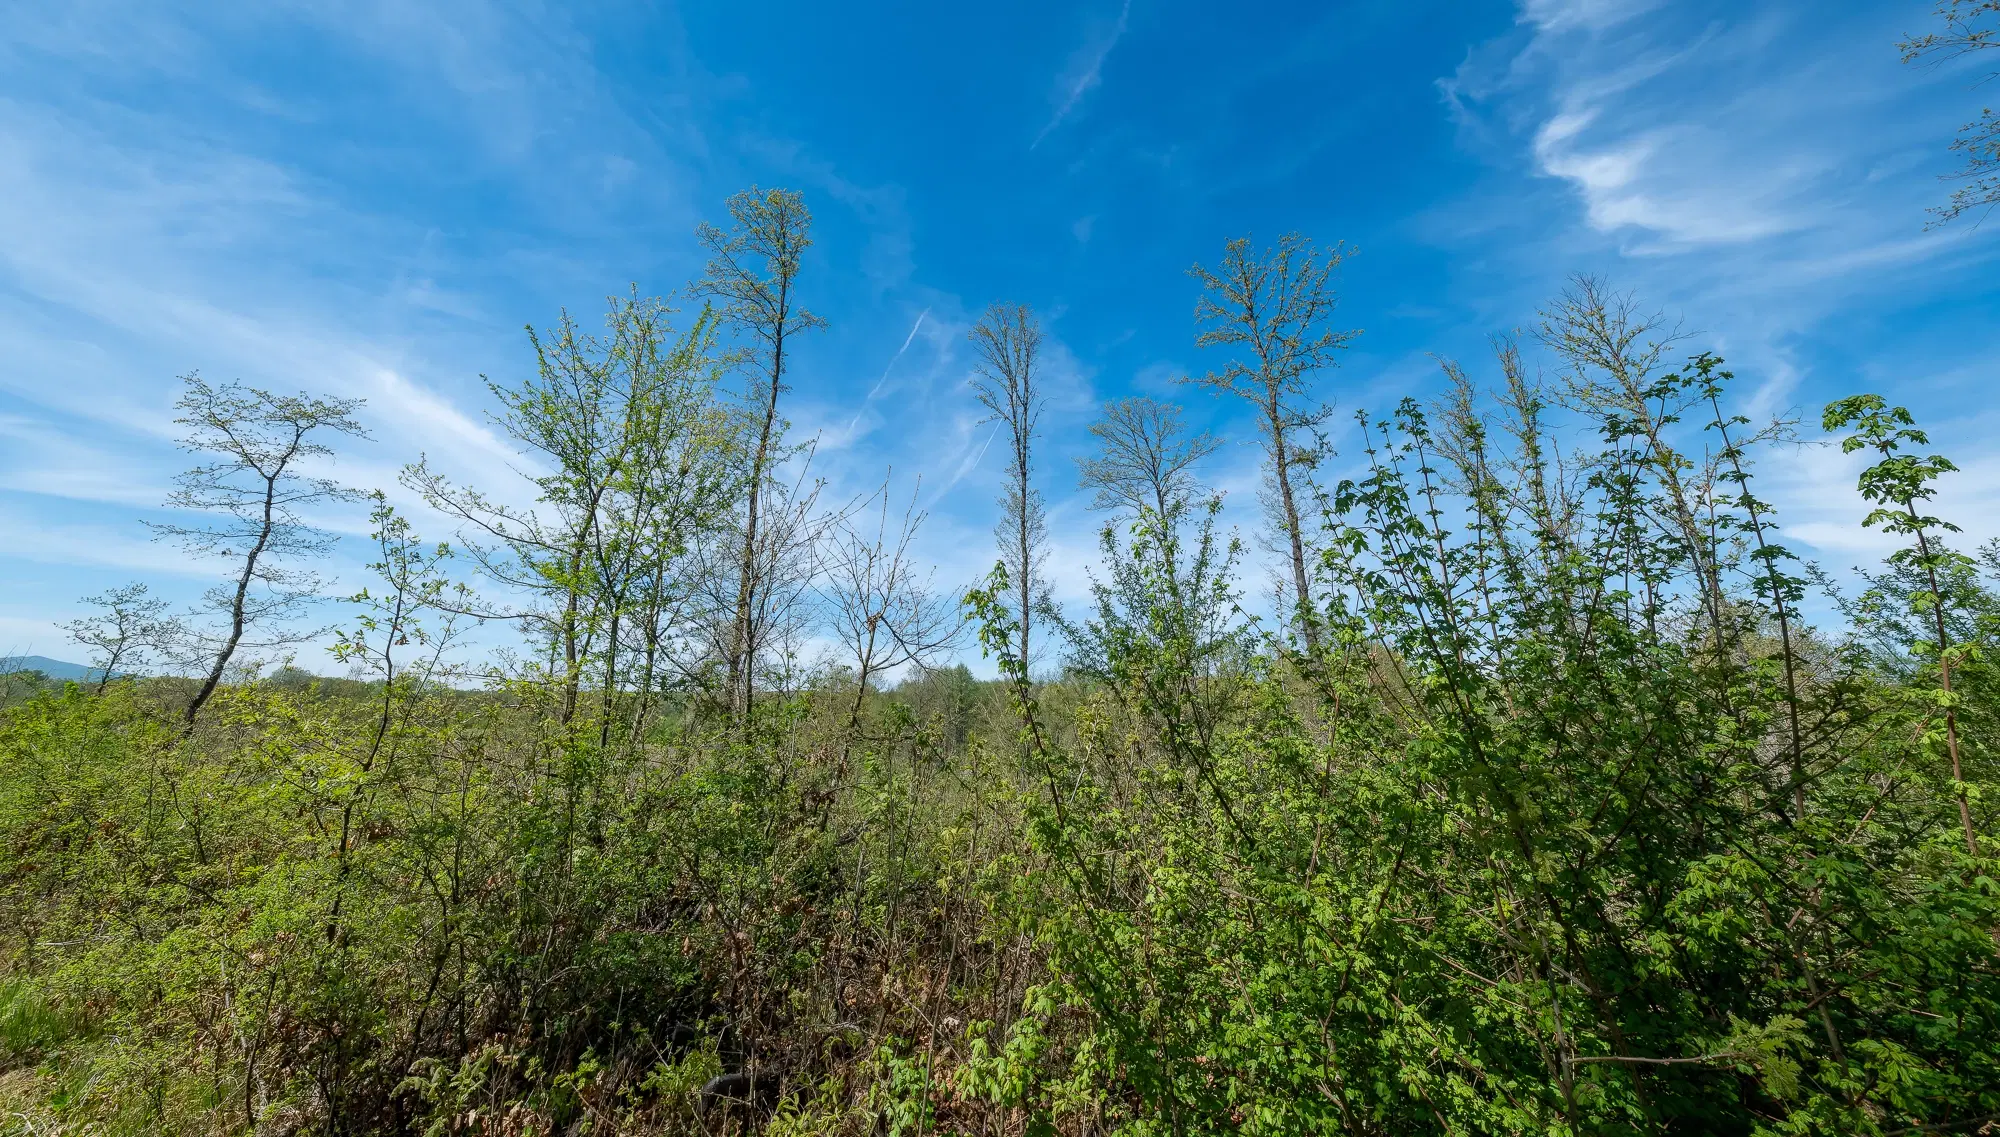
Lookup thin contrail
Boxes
[845,308,930,435]
[1032,0,1132,149]
[931,420,1002,506]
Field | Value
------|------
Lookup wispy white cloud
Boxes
[370,368,519,469]
[0,413,172,509]
[1032,0,1133,149]
[1430,0,2000,590]
[1530,110,1809,245]
[1438,2,1999,334]
[1518,0,1657,33]
[1481,4,1986,262]
[0,503,217,578]
[0,0,711,661]
[1766,429,2000,562]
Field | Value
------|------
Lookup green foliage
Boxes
[16,249,2000,1136]
[960,369,2000,1136]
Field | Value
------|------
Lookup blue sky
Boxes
[1,0,1996,673]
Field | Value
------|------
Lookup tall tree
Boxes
[970,303,1050,672]
[1187,234,1355,651]
[150,375,366,724]
[695,187,826,722]
[1901,0,2000,225]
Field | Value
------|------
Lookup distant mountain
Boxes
[0,655,110,681]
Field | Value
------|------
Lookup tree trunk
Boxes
[95,643,123,696]
[732,320,786,727]
[184,449,292,725]
[1916,525,1981,857]
[1266,398,1319,654]
[1017,480,1032,674]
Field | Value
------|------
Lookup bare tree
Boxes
[822,472,962,738]
[1901,0,2000,226]
[1077,396,1222,521]
[1078,397,1222,607]
[1534,277,1727,628]
[969,303,1050,672]
[695,187,826,721]
[1187,234,1356,651]
[735,453,836,709]
[150,374,366,724]
[65,582,177,693]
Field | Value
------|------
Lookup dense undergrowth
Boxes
[5,283,2000,1134]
